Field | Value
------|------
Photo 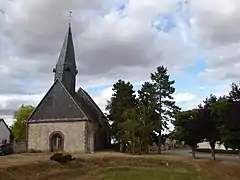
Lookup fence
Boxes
[12,142,27,153]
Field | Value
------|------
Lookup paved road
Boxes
[165,149,240,163]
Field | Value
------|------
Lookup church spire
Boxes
[53,12,78,94]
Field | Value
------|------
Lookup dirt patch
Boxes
[0,153,50,167]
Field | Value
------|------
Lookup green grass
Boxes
[99,166,205,180]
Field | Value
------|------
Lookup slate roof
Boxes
[0,119,11,134]
[75,88,109,127]
[27,80,87,123]
[77,88,109,125]
[27,80,108,126]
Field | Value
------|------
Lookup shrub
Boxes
[29,149,42,153]
[50,152,75,163]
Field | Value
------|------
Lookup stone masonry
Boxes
[27,121,87,153]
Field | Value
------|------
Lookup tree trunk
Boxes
[120,142,124,152]
[145,145,149,154]
[132,141,135,155]
[158,86,162,154]
[210,147,216,161]
[191,147,196,159]
[158,132,162,154]
[132,136,135,155]
[210,142,216,161]
[139,141,142,155]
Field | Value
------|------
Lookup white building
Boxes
[0,119,11,145]
[197,141,226,150]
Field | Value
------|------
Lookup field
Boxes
[0,152,240,180]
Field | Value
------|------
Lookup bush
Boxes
[50,152,75,163]
[29,149,42,153]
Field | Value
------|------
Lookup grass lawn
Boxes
[0,152,240,180]
[99,166,204,180]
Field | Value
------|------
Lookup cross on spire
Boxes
[69,11,72,25]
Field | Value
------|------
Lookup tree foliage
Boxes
[173,109,202,158]
[106,80,137,150]
[106,66,178,154]
[11,105,35,142]
[201,94,219,160]
[150,66,179,153]
[105,65,240,159]
[138,82,158,152]
[174,82,240,159]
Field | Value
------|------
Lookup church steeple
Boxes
[53,22,78,94]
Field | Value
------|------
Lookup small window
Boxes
[2,140,7,144]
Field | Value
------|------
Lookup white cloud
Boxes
[2,0,240,123]
[188,0,240,81]
[91,87,113,113]
[173,92,196,104]
[0,0,199,119]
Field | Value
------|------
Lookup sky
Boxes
[0,0,239,125]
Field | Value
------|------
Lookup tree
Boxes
[150,66,179,153]
[173,109,203,158]
[121,107,140,154]
[229,82,240,101]
[202,94,219,160]
[138,82,158,153]
[211,94,240,157]
[11,105,35,142]
[226,83,240,154]
[106,80,137,151]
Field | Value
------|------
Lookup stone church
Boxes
[26,23,110,153]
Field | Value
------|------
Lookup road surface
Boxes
[165,149,240,163]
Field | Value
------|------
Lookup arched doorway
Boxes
[49,131,64,152]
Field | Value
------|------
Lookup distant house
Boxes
[0,119,11,145]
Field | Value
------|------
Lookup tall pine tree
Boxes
[150,66,179,154]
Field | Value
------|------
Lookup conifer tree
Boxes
[106,79,137,152]
[150,66,179,154]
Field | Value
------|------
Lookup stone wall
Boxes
[27,121,86,153]
[12,142,27,153]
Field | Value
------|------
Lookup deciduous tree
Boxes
[11,105,35,142]
[202,94,219,160]
[173,109,203,158]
